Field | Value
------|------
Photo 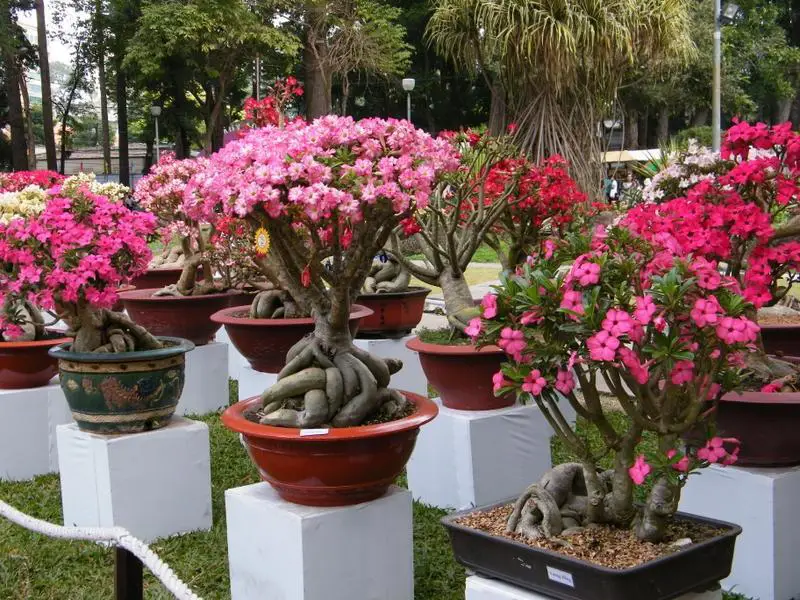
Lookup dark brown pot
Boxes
[355,287,430,336]
[119,288,236,346]
[759,322,800,358]
[406,337,515,410]
[710,390,800,466]
[128,267,184,291]
[221,392,437,506]
[0,332,73,389]
[210,304,373,373]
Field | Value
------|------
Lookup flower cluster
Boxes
[0,185,49,225]
[242,77,304,128]
[0,170,64,193]
[60,172,130,204]
[0,184,156,338]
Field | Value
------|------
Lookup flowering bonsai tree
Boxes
[394,130,588,330]
[186,116,459,427]
[470,225,754,542]
[242,77,304,129]
[0,182,160,352]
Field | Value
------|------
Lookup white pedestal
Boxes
[179,341,229,415]
[216,326,247,383]
[226,483,413,600]
[57,417,212,542]
[355,334,427,398]
[237,365,277,401]
[406,399,574,510]
[680,463,800,600]
[0,380,72,480]
[465,575,721,600]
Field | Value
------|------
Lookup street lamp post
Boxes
[713,2,742,152]
[402,78,415,123]
[150,105,162,163]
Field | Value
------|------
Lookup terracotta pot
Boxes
[128,267,184,291]
[119,288,236,346]
[356,287,430,336]
[406,337,515,410]
[50,336,194,434]
[113,284,136,312]
[222,391,437,506]
[0,332,73,389]
[759,322,800,358]
[227,289,259,308]
[710,390,800,466]
[210,304,374,373]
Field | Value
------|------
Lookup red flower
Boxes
[301,265,311,288]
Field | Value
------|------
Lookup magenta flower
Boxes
[601,308,633,337]
[559,289,584,320]
[633,295,657,325]
[497,327,526,362]
[520,309,543,326]
[669,360,694,385]
[690,296,721,328]
[543,239,556,259]
[761,379,783,393]
[628,455,651,485]
[492,370,510,394]
[481,293,498,319]
[618,347,650,384]
[666,449,690,473]
[554,369,575,394]
[716,316,759,345]
[586,330,620,362]
[465,317,483,339]
[572,261,601,287]
[522,369,547,396]
[697,437,740,465]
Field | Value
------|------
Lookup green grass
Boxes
[0,386,753,599]
[408,242,502,264]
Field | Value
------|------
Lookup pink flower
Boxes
[497,327,526,362]
[559,289,584,319]
[465,317,482,339]
[520,309,543,326]
[690,296,721,328]
[555,369,575,394]
[543,239,556,259]
[586,330,620,362]
[633,295,657,325]
[492,370,511,393]
[618,347,650,384]
[481,293,498,319]
[522,369,547,396]
[716,316,760,345]
[572,261,601,287]
[666,449,690,473]
[628,455,651,485]
[670,360,694,385]
[601,308,633,337]
[761,380,783,393]
[697,437,740,465]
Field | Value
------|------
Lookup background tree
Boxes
[35,0,57,170]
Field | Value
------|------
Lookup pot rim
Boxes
[222,391,437,441]
[210,304,373,326]
[118,288,235,302]
[0,332,72,349]
[721,389,800,403]
[356,286,432,300]
[48,336,195,362]
[442,499,742,575]
[143,266,184,273]
[406,335,503,356]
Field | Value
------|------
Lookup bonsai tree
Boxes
[394,130,588,329]
[186,116,459,427]
[0,182,161,352]
[470,225,753,542]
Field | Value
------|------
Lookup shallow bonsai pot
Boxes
[0,331,73,389]
[221,391,437,506]
[128,267,185,291]
[759,323,800,358]
[119,288,237,346]
[49,336,194,434]
[355,287,430,336]
[443,502,741,600]
[710,390,800,466]
[406,336,515,410]
[210,304,373,374]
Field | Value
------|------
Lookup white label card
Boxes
[299,428,330,437]
[546,566,575,588]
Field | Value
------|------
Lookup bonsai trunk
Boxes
[152,236,216,297]
[439,270,477,330]
[63,303,162,353]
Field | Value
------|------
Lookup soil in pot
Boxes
[119,288,236,346]
[50,336,194,434]
[355,286,430,337]
[221,391,437,506]
[407,329,515,410]
[756,306,800,357]
[0,330,73,389]
[210,304,373,373]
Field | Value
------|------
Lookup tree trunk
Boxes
[691,109,709,127]
[656,108,669,144]
[775,98,793,124]
[2,25,29,170]
[20,77,37,168]
[36,0,57,171]
[624,109,638,150]
[638,112,648,148]
[488,85,506,136]
[116,69,130,186]
[96,0,112,175]
[304,6,331,120]
[438,269,477,330]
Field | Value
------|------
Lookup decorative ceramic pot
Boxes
[0,331,73,389]
[443,502,741,600]
[119,288,237,346]
[210,304,373,373]
[128,267,185,291]
[759,323,800,358]
[355,287,430,336]
[406,337,515,410]
[222,391,437,506]
[49,336,194,434]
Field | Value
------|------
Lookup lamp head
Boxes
[720,2,742,24]
[150,105,162,117]
[402,78,415,92]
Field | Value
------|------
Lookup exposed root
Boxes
[149,245,185,269]
[362,251,411,294]
[249,287,301,319]
[448,306,480,331]
[64,308,164,353]
[1,299,45,342]
[257,336,409,428]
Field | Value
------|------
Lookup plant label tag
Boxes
[546,566,574,588]
[300,428,329,436]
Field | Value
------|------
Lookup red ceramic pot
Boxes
[356,287,430,336]
[0,333,73,389]
[128,267,184,291]
[226,289,259,308]
[758,323,800,358]
[210,304,373,373]
[222,392,438,506]
[711,390,800,467]
[112,284,136,312]
[406,337,515,410]
[119,288,236,346]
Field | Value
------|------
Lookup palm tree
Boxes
[427,0,694,193]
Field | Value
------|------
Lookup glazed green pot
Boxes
[49,337,195,435]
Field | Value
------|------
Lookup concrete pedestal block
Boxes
[179,341,229,415]
[354,334,427,398]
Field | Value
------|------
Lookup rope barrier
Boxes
[0,499,203,600]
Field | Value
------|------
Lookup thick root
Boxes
[249,289,301,319]
[361,251,411,294]
[1,299,44,342]
[257,337,408,428]
[66,309,164,353]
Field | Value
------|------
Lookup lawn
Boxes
[0,386,753,599]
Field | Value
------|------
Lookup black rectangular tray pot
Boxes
[442,502,741,600]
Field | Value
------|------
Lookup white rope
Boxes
[0,499,203,600]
